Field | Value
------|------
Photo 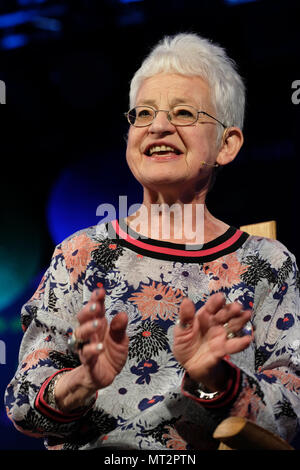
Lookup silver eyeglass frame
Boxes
[124,104,227,129]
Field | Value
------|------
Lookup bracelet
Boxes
[183,372,221,401]
[195,387,220,400]
[45,371,70,411]
[45,370,97,413]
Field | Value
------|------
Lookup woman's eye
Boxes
[138,109,152,117]
[176,108,193,117]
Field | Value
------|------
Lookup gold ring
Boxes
[176,319,192,329]
[223,322,236,340]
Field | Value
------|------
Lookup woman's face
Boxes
[126,73,222,194]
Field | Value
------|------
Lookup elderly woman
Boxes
[5,33,300,450]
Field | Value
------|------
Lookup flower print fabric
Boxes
[203,253,249,291]
[4,220,300,450]
[129,281,183,321]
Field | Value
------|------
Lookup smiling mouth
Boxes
[145,145,182,157]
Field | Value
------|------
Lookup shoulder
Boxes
[52,223,111,261]
[59,223,109,246]
[240,234,299,288]
[241,234,297,263]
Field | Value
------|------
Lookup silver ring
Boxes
[68,331,87,352]
[176,319,192,329]
[223,322,236,340]
[239,323,253,337]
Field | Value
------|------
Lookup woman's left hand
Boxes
[173,293,253,391]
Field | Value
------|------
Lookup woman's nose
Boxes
[148,110,175,134]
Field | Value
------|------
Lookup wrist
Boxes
[54,366,98,413]
[187,359,232,393]
[36,368,97,423]
[182,360,241,409]
[44,370,70,410]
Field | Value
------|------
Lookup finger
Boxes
[79,341,105,366]
[80,313,129,366]
[109,312,128,343]
[225,333,254,355]
[192,293,226,332]
[222,310,252,336]
[214,301,246,325]
[196,292,226,317]
[205,327,253,362]
[74,318,105,343]
[77,288,106,324]
[177,298,196,327]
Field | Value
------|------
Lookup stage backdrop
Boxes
[0,0,299,450]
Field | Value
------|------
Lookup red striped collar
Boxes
[109,219,249,263]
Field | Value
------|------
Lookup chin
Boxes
[143,175,187,189]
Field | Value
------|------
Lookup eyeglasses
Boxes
[125,104,227,128]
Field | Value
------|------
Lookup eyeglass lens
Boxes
[127,105,198,127]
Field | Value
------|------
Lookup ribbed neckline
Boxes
[108,219,249,263]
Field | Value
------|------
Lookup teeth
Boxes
[149,145,177,155]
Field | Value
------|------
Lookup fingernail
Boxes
[95,288,104,298]
[92,319,98,328]
[96,342,103,351]
[90,303,97,312]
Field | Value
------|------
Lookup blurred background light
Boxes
[0,10,37,28]
[119,0,144,3]
[46,151,142,245]
[224,0,258,4]
[0,202,42,312]
[18,0,47,5]
[33,16,61,31]
[1,33,28,50]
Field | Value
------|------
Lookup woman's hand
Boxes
[55,288,129,412]
[173,293,253,392]
[75,288,129,390]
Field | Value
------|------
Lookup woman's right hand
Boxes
[76,287,129,390]
[55,288,129,412]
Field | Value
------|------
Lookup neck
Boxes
[125,186,229,244]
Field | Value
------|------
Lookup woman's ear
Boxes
[216,127,244,166]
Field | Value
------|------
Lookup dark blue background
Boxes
[0,0,299,450]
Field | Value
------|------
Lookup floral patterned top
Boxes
[4,219,300,450]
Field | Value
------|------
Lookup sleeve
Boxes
[231,246,300,443]
[4,244,92,442]
[183,241,300,445]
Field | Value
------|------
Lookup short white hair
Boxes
[129,33,246,139]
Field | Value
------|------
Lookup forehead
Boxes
[135,73,212,107]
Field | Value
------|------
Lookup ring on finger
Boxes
[68,331,89,352]
[176,319,192,329]
[223,322,236,340]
